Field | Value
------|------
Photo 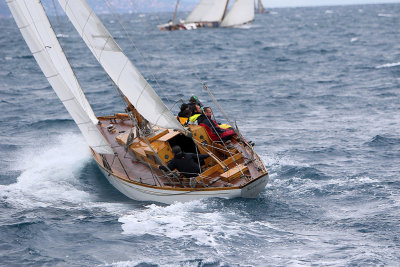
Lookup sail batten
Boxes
[7,0,113,154]
[57,0,184,131]
[221,0,255,27]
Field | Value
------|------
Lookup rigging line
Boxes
[104,1,239,150]
[192,138,242,175]
[102,0,174,107]
[202,82,236,133]
[51,0,63,34]
[117,0,234,133]
[146,162,161,186]
[127,0,224,110]
[193,140,206,186]
[198,114,243,173]
[136,125,184,185]
[26,0,91,119]
[109,78,131,112]
[126,1,237,129]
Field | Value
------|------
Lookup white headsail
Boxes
[220,0,255,27]
[186,0,229,23]
[7,0,113,154]
[57,0,184,131]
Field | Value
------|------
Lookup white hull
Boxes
[98,166,268,204]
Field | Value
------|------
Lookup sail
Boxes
[257,0,265,13]
[57,0,184,131]
[186,0,228,23]
[6,0,113,154]
[220,0,255,27]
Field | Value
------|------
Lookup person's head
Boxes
[180,103,189,112]
[194,104,202,113]
[203,107,212,117]
[172,145,182,155]
[189,95,198,103]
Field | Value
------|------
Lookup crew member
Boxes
[159,146,209,178]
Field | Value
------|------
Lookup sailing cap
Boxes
[189,96,198,103]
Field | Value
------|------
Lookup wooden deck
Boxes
[93,114,268,190]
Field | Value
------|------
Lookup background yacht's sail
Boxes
[257,0,265,13]
[57,0,184,131]
[7,0,113,154]
[185,0,228,23]
[220,0,255,27]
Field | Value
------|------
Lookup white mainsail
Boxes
[57,0,184,131]
[6,0,113,154]
[220,0,255,27]
[186,0,228,23]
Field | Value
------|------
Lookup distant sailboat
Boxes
[156,0,184,31]
[158,0,255,31]
[256,0,268,14]
[7,0,268,204]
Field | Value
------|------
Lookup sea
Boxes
[1,2,400,266]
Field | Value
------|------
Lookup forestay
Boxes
[186,0,228,23]
[220,0,255,27]
[57,0,184,131]
[7,0,113,154]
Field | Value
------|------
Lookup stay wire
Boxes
[102,1,246,175]
[122,0,235,125]
[103,0,174,107]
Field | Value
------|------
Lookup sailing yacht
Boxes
[7,0,268,204]
[256,0,268,14]
[158,0,255,31]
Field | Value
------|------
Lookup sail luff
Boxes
[6,0,113,154]
[57,0,184,131]
[220,0,255,27]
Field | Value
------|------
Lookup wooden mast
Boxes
[171,0,180,24]
[221,0,230,22]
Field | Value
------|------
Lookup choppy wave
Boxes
[376,62,400,69]
[0,134,93,208]
[366,135,400,147]
[1,3,400,266]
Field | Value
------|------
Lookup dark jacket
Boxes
[178,109,191,118]
[165,152,209,178]
[197,114,225,134]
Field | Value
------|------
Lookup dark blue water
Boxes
[1,3,400,266]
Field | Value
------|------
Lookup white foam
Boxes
[378,13,395,17]
[119,200,276,247]
[119,201,221,246]
[376,62,400,69]
[1,133,95,208]
[350,37,358,43]
[261,152,308,172]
